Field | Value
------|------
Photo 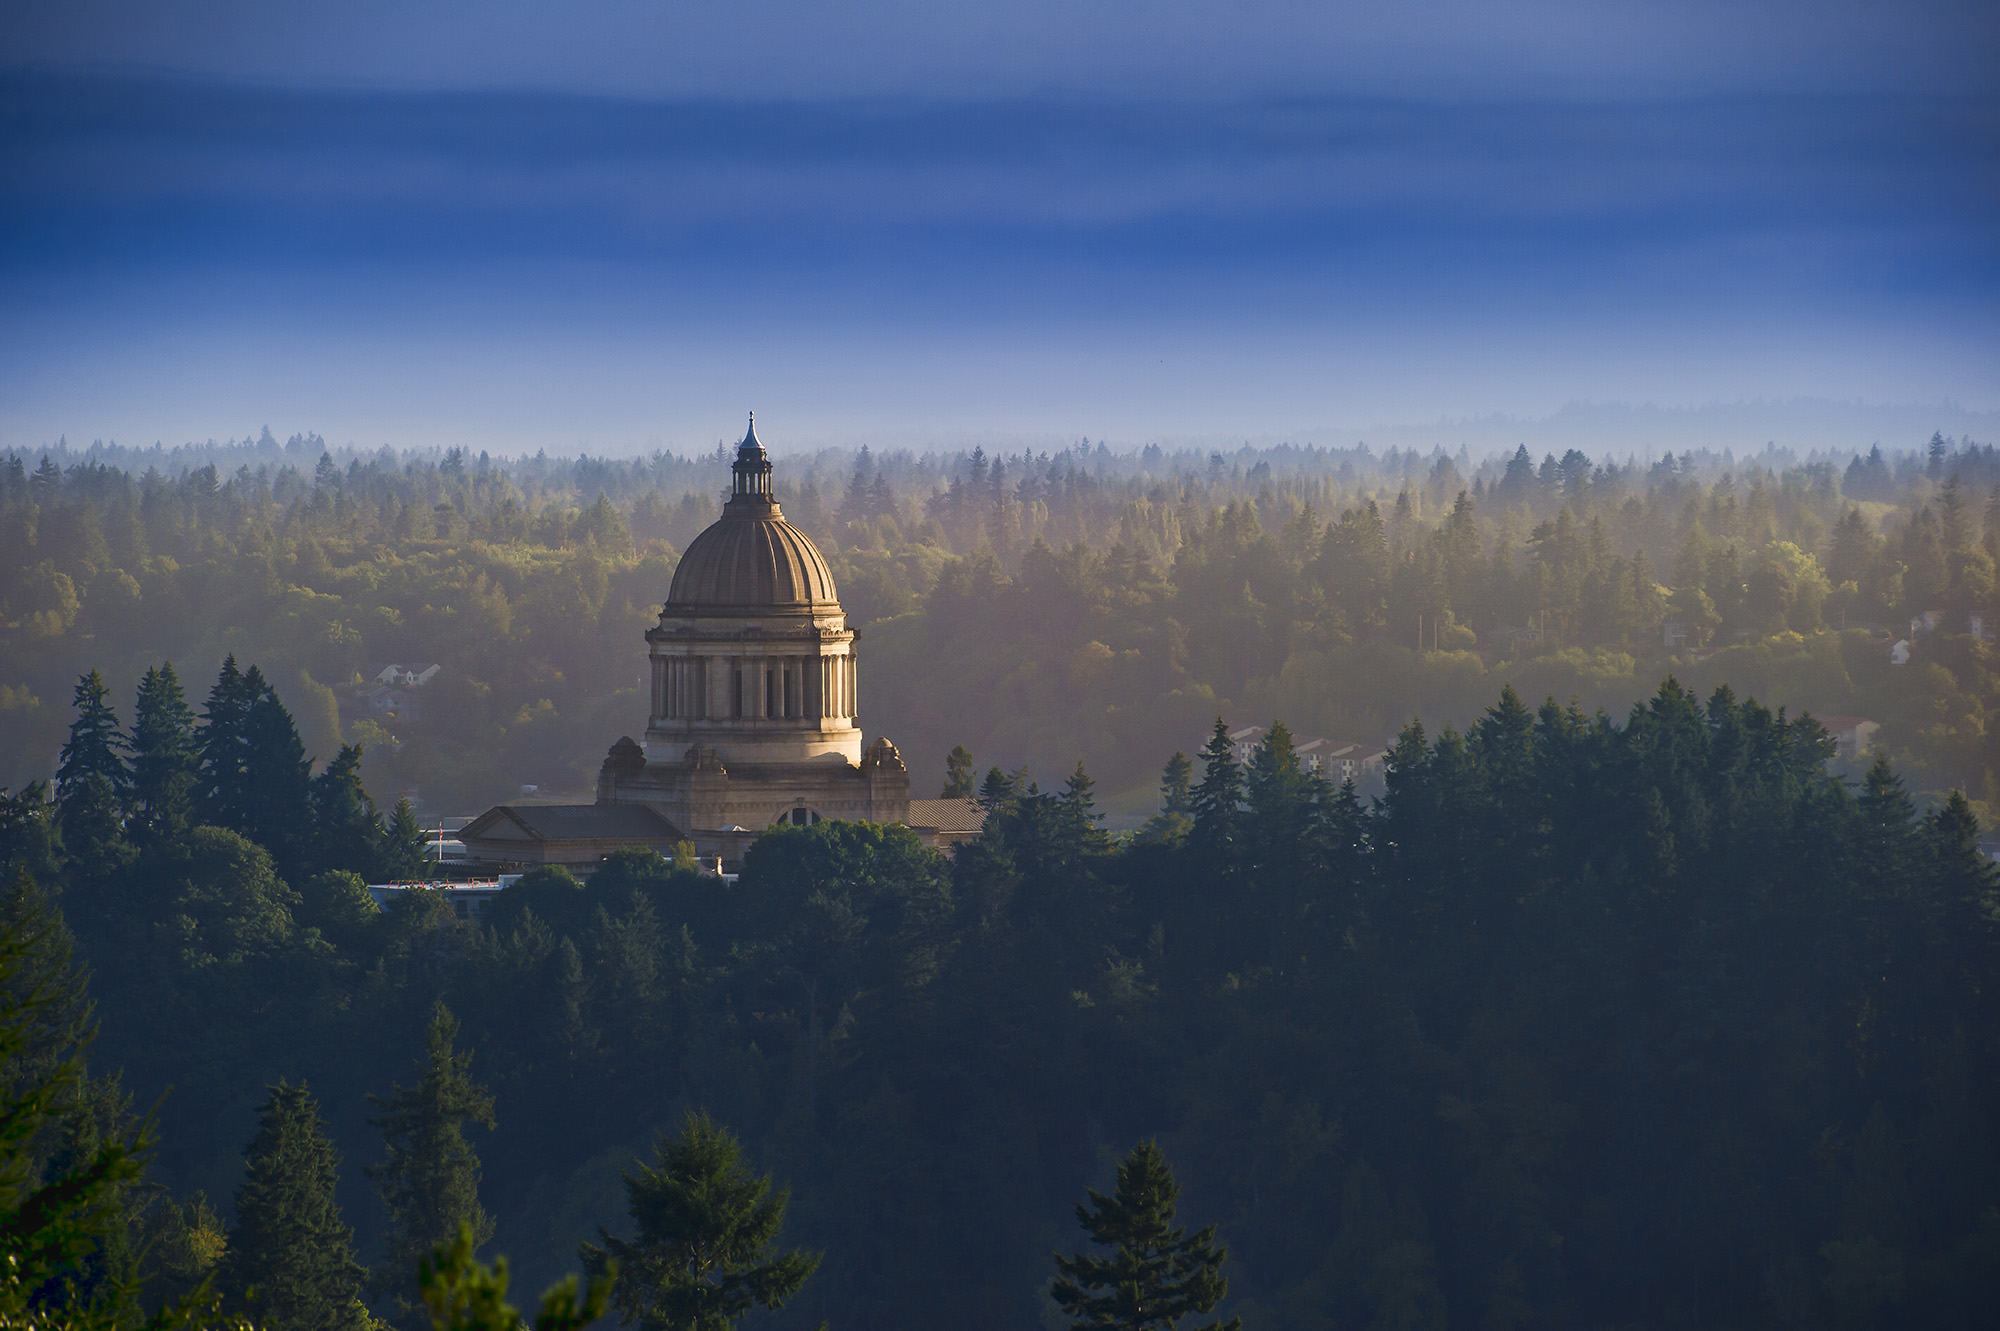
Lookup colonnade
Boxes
[655,651,855,722]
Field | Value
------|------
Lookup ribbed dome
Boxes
[665,509,839,611]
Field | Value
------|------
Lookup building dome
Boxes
[664,415,840,613]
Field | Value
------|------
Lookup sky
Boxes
[2,0,1997,455]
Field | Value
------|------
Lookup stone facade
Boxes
[593,415,910,860]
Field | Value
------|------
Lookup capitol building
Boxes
[461,416,975,872]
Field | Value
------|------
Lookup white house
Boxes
[371,662,442,688]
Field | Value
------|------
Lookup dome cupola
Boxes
[664,414,840,613]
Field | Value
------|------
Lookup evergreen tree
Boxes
[977,765,1019,811]
[1189,720,1243,863]
[241,678,313,870]
[417,1220,610,1331]
[57,670,128,837]
[382,798,429,879]
[579,1110,819,1331]
[311,743,384,877]
[1138,751,1194,844]
[1051,1140,1239,1331]
[0,873,152,1321]
[1243,722,1309,865]
[371,1002,498,1327]
[199,657,257,832]
[941,744,975,799]
[224,1081,369,1331]
[1057,760,1109,857]
[130,662,199,842]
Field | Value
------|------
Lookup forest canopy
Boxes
[5,429,2000,820]
[1,664,1995,1328]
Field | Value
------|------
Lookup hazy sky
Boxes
[3,1,1996,453]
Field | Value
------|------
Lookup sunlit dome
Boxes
[663,414,840,612]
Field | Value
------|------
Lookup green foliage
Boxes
[579,1111,819,1331]
[1051,1141,1239,1331]
[222,1081,370,1331]
[417,1220,611,1331]
[0,874,147,1319]
[941,743,975,799]
[130,663,199,843]
[371,1002,498,1325]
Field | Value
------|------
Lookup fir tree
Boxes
[941,744,975,799]
[370,1002,498,1326]
[1137,751,1195,845]
[241,678,313,870]
[1243,722,1308,863]
[130,662,199,842]
[0,873,156,1323]
[1057,760,1109,856]
[417,1220,610,1331]
[579,1110,819,1331]
[1051,1140,1239,1331]
[1188,720,1243,863]
[977,765,1019,811]
[382,798,429,879]
[311,744,384,877]
[57,670,128,806]
[198,657,257,832]
[224,1081,369,1331]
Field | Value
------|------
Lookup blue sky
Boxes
[3,1,1996,453]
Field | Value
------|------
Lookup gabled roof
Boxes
[905,798,987,834]
[460,803,683,844]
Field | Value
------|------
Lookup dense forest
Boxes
[1,655,1996,1327]
[6,429,2000,819]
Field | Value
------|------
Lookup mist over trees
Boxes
[6,429,2000,818]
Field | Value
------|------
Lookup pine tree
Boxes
[1243,722,1308,864]
[241,677,313,870]
[941,744,975,799]
[382,798,429,879]
[311,743,384,877]
[57,669,128,816]
[130,662,199,842]
[0,873,152,1320]
[199,657,257,833]
[370,1002,498,1327]
[1189,720,1243,863]
[224,1081,370,1331]
[1057,760,1109,856]
[977,765,1019,811]
[417,1220,610,1331]
[1051,1140,1239,1331]
[57,671,131,876]
[579,1110,820,1331]
[1138,750,1195,845]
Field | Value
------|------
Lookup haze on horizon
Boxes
[2,0,1996,454]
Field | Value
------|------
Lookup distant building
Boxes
[372,662,442,688]
[459,416,916,876]
[457,803,688,873]
[1890,638,1912,666]
[1201,727,1387,785]
[1814,715,1880,764]
[1225,725,1266,765]
[904,798,986,851]
[365,686,419,721]
[367,877,519,922]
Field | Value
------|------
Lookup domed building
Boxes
[460,416,917,874]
